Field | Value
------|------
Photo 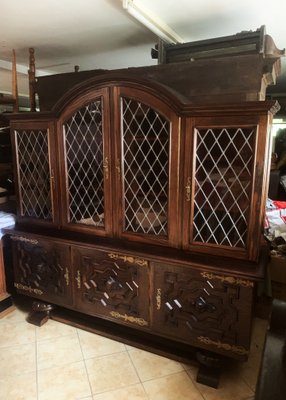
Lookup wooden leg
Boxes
[196,364,221,388]
[26,301,54,327]
[196,349,225,388]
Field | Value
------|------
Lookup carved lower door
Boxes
[72,246,150,329]
[152,262,254,360]
[11,236,72,306]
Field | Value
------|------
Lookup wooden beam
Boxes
[28,48,36,112]
[12,49,19,112]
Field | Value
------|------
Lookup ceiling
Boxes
[1,0,286,99]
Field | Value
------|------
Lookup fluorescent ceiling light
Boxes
[123,0,183,44]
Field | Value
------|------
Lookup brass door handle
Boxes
[75,270,81,289]
[103,157,109,180]
[116,158,121,177]
[64,267,69,286]
[156,288,161,310]
[185,177,191,202]
[50,169,55,190]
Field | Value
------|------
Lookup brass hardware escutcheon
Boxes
[64,267,69,286]
[200,272,254,288]
[185,177,191,202]
[156,288,161,310]
[109,311,148,326]
[197,336,249,356]
[108,252,147,267]
[75,270,81,289]
[14,282,43,295]
[103,157,109,180]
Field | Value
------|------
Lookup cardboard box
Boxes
[268,255,286,301]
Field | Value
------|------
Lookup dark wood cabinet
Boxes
[6,64,280,386]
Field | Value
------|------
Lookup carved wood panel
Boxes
[72,247,150,328]
[152,262,253,359]
[11,236,72,306]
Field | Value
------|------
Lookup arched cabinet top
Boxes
[52,75,184,119]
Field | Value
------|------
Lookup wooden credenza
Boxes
[6,65,279,386]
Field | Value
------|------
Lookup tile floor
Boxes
[0,307,268,400]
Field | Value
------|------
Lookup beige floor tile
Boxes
[235,318,267,391]
[193,366,254,400]
[180,362,198,379]
[251,318,268,347]
[86,351,140,394]
[129,348,184,381]
[125,343,137,351]
[239,354,262,391]
[36,319,77,341]
[143,371,204,400]
[93,383,148,399]
[38,361,91,400]
[0,321,36,348]
[0,372,37,400]
[0,342,36,377]
[78,329,126,359]
[37,333,83,370]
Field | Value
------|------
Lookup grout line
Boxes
[92,382,147,398]
[125,347,143,386]
[76,328,94,398]
[35,335,39,400]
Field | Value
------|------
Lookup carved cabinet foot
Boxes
[26,301,54,327]
[196,350,225,388]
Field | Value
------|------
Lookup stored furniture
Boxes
[6,31,284,387]
[152,25,285,66]
[0,50,19,113]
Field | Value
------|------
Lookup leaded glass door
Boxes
[11,121,58,225]
[182,116,263,260]
[59,89,112,236]
[114,87,180,247]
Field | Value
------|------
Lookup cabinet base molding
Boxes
[0,294,15,318]
[35,302,228,388]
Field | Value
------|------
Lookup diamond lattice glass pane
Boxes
[64,100,105,227]
[121,97,169,236]
[193,127,255,248]
[15,129,52,220]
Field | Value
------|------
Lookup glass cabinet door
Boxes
[60,89,112,236]
[11,121,58,225]
[182,116,263,260]
[114,87,180,247]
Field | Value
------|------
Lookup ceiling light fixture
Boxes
[123,0,183,44]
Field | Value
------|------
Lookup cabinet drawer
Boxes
[72,246,150,329]
[152,262,254,359]
[11,235,72,307]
